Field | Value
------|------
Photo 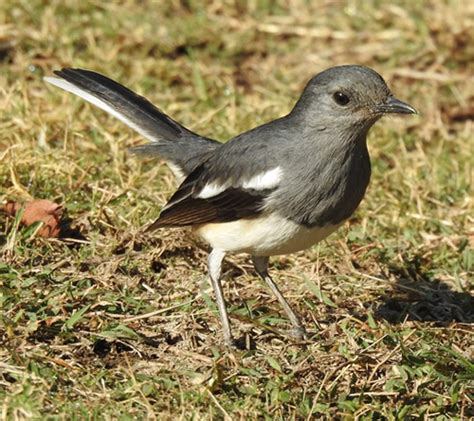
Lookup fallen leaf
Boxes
[4,199,63,237]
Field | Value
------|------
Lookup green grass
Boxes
[1,0,473,419]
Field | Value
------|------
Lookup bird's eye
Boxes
[333,91,350,106]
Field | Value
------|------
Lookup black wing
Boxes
[147,165,275,230]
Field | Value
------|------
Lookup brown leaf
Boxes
[3,199,63,237]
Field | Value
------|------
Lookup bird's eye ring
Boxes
[333,91,350,106]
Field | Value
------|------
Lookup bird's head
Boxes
[293,65,416,134]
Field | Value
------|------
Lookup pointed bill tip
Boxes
[377,96,417,115]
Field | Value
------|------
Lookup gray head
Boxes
[292,65,416,133]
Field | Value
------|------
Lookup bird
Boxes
[45,65,417,347]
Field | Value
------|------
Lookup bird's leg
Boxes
[208,249,233,347]
[252,256,307,340]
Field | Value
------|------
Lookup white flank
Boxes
[195,214,341,256]
[196,182,228,199]
[242,167,282,190]
[44,76,156,142]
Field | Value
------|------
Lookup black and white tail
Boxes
[45,68,220,178]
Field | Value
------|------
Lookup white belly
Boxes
[194,214,341,256]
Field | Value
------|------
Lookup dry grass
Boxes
[1,0,473,419]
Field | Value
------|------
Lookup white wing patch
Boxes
[196,167,282,200]
[44,76,156,143]
[196,182,228,199]
[242,167,282,191]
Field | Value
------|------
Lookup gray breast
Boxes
[270,137,371,228]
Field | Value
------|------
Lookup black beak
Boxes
[376,96,417,115]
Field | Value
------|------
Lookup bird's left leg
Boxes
[252,256,307,340]
[208,248,234,347]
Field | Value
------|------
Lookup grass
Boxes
[1,0,473,419]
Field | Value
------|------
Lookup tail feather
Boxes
[45,68,220,176]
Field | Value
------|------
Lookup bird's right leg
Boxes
[208,249,234,347]
[252,255,307,340]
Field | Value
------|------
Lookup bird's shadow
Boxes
[374,257,473,324]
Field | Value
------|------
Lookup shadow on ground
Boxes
[375,261,473,324]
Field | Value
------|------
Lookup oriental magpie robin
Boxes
[45,65,416,346]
